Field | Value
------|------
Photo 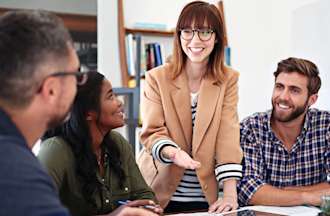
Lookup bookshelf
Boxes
[116,0,174,152]
[117,0,174,88]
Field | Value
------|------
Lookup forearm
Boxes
[249,184,306,206]
[284,182,330,192]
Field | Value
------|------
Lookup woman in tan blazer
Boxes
[137,1,243,214]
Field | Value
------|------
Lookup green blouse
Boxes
[38,131,155,216]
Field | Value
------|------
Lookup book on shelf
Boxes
[125,35,169,77]
[154,43,162,66]
[224,46,231,66]
[125,33,136,76]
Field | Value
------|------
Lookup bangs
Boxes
[178,4,219,30]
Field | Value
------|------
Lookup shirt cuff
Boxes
[215,163,243,183]
[151,139,179,164]
[238,177,265,206]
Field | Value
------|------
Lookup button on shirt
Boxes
[238,108,330,206]
[38,131,155,216]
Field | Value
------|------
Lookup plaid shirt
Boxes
[238,108,330,206]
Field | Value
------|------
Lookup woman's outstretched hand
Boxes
[162,146,201,169]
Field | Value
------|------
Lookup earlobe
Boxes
[86,111,96,121]
[86,115,93,121]
[39,78,58,103]
[308,94,318,106]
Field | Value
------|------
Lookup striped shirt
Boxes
[238,108,330,206]
[172,92,205,202]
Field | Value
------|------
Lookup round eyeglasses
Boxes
[180,28,214,41]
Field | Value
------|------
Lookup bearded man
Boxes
[238,57,330,207]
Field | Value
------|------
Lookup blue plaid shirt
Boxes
[238,108,330,206]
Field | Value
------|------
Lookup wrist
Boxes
[161,146,180,160]
[300,191,309,205]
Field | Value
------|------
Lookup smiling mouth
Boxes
[276,102,292,111]
[189,47,204,53]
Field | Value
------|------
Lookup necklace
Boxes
[96,150,102,166]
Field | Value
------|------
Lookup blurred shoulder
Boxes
[224,66,239,81]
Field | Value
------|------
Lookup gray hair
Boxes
[0,10,73,107]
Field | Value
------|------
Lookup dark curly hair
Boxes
[43,71,125,208]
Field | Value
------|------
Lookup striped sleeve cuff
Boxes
[215,163,243,183]
[151,139,179,164]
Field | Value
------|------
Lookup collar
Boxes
[0,108,26,143]
[267,108,311,151]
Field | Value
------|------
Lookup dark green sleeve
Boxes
[37,137,71,190]
[113,132,156,202]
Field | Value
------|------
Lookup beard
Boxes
[272,98,308,122]
[46,103,73,129]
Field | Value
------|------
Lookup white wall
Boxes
[291,0,330,110]
[98,0,330,118]
[224,0,292,119]
[225,0,329,119]
[97,0,122,86]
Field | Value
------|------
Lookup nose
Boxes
[278,88,290,101]
[191,30,201,42]
[116,96,123,107]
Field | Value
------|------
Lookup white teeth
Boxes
[190,47,203,52]
[278,103,289,109]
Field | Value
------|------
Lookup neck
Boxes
[271,113,306,151]
[185,62,207,93]
[88,121,106,154]
[4,106,47,149]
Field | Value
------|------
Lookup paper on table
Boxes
[245,205,321,216]
[166,205,320,216]
[166,208,248,216]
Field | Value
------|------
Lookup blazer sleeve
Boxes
[214,70,243,182]
[140,70,176,153]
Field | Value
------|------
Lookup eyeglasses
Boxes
[48,71,88,86]
[180,28,214,41]
[37,71,88,93]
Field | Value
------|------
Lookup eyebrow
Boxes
[275,82,303,90]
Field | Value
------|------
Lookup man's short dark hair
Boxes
[273,57,321,95]
[0,10,73,107]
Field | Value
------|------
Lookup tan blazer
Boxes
[137,64,243,208]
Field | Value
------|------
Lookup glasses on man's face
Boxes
[37,71,88,93]
[180,28,214,41]
[48,71,88,86]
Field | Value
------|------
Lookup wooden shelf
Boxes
[129,75,145,80]
[125,28,174,37]
[0,8,96,32]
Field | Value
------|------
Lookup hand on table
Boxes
[125,199,163,214]
[208,196,238,213]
